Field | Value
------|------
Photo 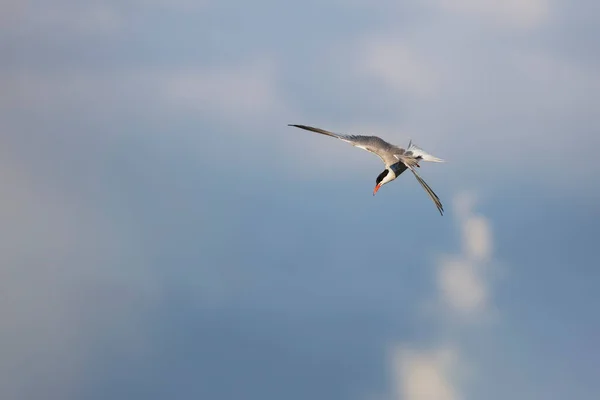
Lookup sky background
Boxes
[1,0,599,399]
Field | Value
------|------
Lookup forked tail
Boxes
[407,140,445,162]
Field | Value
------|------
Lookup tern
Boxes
[288,124,446,215]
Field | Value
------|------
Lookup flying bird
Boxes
[288,124,446,215]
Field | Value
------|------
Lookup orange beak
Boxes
[373,184,381,196]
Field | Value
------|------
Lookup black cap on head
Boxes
[376,169,389,185]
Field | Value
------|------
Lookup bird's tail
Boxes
[407,140,445,162]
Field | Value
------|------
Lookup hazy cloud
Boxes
[360,38,439,98]
[436,0,550,28]
[1,57,285,124]
[163,59,285,119]
[438,258,487,315]
[437,192,493,316]
[386,191,496,400]
[1,0,208,36]
[1,2,122,35]
[0,143,161,399]
[391,346,460,400]
[462,215,493,263]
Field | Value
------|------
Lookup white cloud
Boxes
[438,258,487,314]
[385,191,496,400]
[454,191,493,262]
[453,191,478,220]
[360,38,439,98]
[436,192,493,316]
[391,346,460,400]
[437,0,550,28]
[463,214,493,262]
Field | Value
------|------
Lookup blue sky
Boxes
[1,1,599,399]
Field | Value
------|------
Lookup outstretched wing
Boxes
[407,164,444,216]
[393,153,444,215]
[288,124,399,166]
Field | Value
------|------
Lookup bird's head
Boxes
[373,169,396,195]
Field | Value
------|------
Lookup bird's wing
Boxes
[288,124,398,165]
[395,154,444,215]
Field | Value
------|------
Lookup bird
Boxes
[288,124,446,215]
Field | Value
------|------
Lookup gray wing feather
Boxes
[288,124,400,165]
[287,124,341,139]
[406,165,444,216]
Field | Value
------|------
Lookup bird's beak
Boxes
[373,184,381,196]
